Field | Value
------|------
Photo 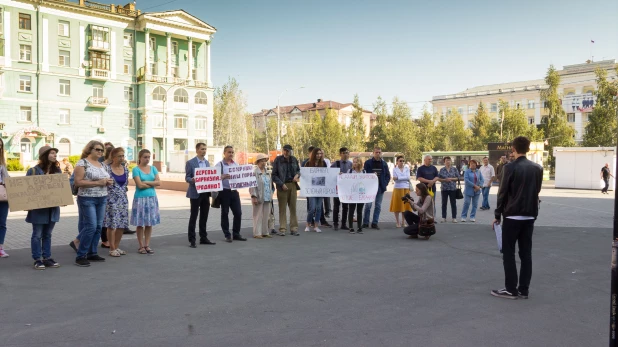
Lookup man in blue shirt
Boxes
[362,147,391,229]
[185,142,216,248]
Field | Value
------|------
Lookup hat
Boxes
[283,144,293,151]
[38,145,59,158]
[254,153,269,164]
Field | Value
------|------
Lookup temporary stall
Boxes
[554,147,615,190]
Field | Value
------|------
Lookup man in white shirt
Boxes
[479,156,496,211]
[217,145,246,243]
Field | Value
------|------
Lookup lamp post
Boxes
[158,80,189,174]
[276,86,305,153]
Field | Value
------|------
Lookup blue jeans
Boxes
[31,223,55,260]
[307,197,323,225]
[461,194,480,219]
[0,201,8,244]
[76,196,107,259]
[481,187,491,209]
[363,191,385,226]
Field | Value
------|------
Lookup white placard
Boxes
[299,167,339,197]
[195,167,222,193]
[337,173,379,203]
[228,165,257,190]
[493,222,503,252]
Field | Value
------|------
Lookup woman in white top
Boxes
[0,138,10,258]
[389,155,412,227]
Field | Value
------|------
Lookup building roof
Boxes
[459,79,546,94]
[253,100,373,117]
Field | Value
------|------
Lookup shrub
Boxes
[128,163,137,172]
[68,155,80,166]
[6,159,24,171]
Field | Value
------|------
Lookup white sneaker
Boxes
[314,227,322,233]
[470,218,476,223]
[440,218,446,223]
[304,226,311,232]
[461,219,467,223]
[452,218,458,223]
[0,247,8,258]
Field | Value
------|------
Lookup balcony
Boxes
[88,40,110,52]
[146,74,169,83]
[87,96,109,108]
[194,80,209,88]
[88,68,110,81]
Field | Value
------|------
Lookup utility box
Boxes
[554,147,615,190]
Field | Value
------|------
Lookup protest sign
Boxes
[228,165,257,190]
[299,167,339,197]
[337,173,379,203]
[194,167,222,193]
[5,174,74,212]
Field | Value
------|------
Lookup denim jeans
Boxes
[441,190,457,219]
[461,194,480,219]
[307,197,323,225]
[31,223,56,260]
[363,191,385,225]
[481,186,491,209]
[76,196,107,259]
[0,201,8,244]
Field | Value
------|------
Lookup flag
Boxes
[591,40,595,43]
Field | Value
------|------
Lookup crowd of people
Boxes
[0,136,546,300]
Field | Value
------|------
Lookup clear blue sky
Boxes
[142,0,618,115]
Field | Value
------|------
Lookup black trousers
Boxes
[188,193,210,244]
[100,227,108,242]
[347,203,364,230]
[441,190,457,219]
[403,211,420,236]
[220,189,242,238]
[333,198,349,226]
[603,178,610,193]
[324,198,331,215]
[502,218,534,295]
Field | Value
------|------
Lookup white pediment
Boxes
[146,10,216,32]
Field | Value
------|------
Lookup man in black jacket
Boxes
[492,136,543,300]
[272,144,301,236]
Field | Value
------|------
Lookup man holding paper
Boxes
[185,143,216,248]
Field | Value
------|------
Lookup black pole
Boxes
[611,104,618,347]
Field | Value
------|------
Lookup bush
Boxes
[128,163,137,172]
[68,155,80,166]
[6,159,24,171]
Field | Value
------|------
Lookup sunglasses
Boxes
[398,160,404,162]
[93,148,104,152]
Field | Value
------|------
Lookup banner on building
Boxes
[194,167,222,193]
[299,167,339,197]
[5,174,74,212]
[229,165,257,190]
[337,173,379,203]
[563,93,596,113]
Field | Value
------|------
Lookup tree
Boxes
[540,65,576,171]
[388,97,420,160]
[306,110,345,160]
[213,77,248,147]
[368,96,389,150]
[253,117,278,154]
[583,67,618,147]
[416,109,437,155]
[434,111,470,151]
[498,101,544,143]
[469,102,493,150]
[344,94,367,152]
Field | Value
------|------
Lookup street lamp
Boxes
[277,86,305,152]
[157,80,189,174]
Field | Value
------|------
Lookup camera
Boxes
[401,193,414,203]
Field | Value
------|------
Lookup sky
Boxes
[139,0,618,115]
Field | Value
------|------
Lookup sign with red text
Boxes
[337,173,379,203]
[228,165,257,190]
[194,167,222,193]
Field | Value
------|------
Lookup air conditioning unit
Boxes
[98,127,105,133]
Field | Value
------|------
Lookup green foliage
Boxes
[128,163,137,172]
[305,110,345,160]
[368,96,389,150]
[253,117,278,154]
[68,155,80,166]
[343,94,367,152]
[498,101,544,143]
[6,159,24,171]
[583,67,618,147]
[469,102,493,150]
[434,111,470,151]
[213,77,248,147]
[416,110,437,155]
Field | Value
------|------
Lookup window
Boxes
[528,117,535,125]
[20,106,32,122]
[172,66,179,77]
[195,117,206,130]
[124,86,133,101]
[19,44,31,62]
[91,25,109,45]
[123,33,133,47]
[515,102,521,109]
[59,79,70,96]
[584,112,592,123]
[192,69,197,81]
[123,60,132,74]
[59,50,70,67]
[19,13,31,30]
[91,52,110,70]
[173,88,188,103]
[194,91,207,105]
[490,103,498,112]
[93,84,104,98]
[149,37,156,51]
[59,109,70,124]
[457,107,464,115]
[19,75,31,92]
[192,43,197,58]
[153,114,163,128]
[446,108,452,115]
[124,113,134,128]
[58,21,69,37]
[172,41,179,55]
[149,62,157,75]
[567,113,575,123]
[174,115,187,129]
[152,86,166,101]
[528,100,535,109]
[92,112,102,126]
[467,105,475,115]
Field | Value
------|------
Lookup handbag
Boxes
[419,216,436,237]
[455,180,464,200]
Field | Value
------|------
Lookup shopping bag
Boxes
[493,222,502,253]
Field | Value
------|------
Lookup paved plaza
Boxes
[0,183,613,346]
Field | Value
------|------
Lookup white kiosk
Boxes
[553,147,615,190]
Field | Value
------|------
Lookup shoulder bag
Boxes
[418,205,436,238]
[455,179,464,200]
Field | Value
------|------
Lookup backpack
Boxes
[70,159,90,196]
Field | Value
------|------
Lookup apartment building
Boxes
[431,60,617,142]
[0,0,215,169]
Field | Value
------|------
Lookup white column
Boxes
[166,33,172,78]
[144,29,150,77]
[187,37,192,80]
[110,31,117,79]
[79,25,85,76]
[4,11,11,67]
[205,40,211,86]
[42,18,49,72]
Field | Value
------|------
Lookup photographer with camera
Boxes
[402,183,435,239]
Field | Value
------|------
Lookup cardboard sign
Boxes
[194,167,222,193]
[228,165,257,190]
[299,167,339,197]
[5,174,74,212]
[337,173,379,203]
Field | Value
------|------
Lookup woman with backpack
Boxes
[403,183,435,240]
[103,147,129,257]
[26,146,62,269]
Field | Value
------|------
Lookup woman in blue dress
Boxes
[131,149,160,254]
[103,147,129,257]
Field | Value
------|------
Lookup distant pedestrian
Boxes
[362,147,391,230]
[416,154,439,215]
[131,149,161,254]
[271,144,301,236]
[301,146,314,167]
[492,136,543,300]
[217,146,246,243]
[332,147,352,231]
[0,138,10,258]
[346,157,365,234]
[390,155,412,228]
[460,159,483,223]
[304,148,327,233]
[495,156,507,184]
[27,146,62,270]
[62,157,74,176]
[479,157,496,210]
[103,148,129,257]
[185,143,215,248]
[249,154,274,239]
[601,163,614,194]
[438,156,460,223]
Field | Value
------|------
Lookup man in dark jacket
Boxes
[492,136,543,300]
[362,147,391,229]
[271,144,301,236]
